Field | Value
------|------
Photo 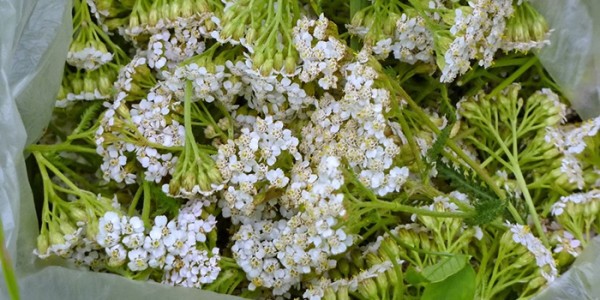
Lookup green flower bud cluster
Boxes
[477,229,541,298]
[165,81,224,197]
[459,84,566,176]
[220,0,300,76]
[503,2,549,46]
[349,1,403,46]
[126,0,221,35]
[551,191,600,246]
[57,66,119,105]
[323,237,404,299]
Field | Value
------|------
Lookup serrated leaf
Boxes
[421,255,468,283]
[422,264,476,300]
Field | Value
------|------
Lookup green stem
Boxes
[356,199,472,218]
[33,152,81,192]
[141,181,152,227]
[395,108,427,181]
[26,144,97,155]
[350,0,366,51]
[0,219,20,300]
[128,186,144,217]
[486,56,537,100]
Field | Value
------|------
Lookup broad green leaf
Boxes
[421,255,468,283]
[405,266,428,285]
[422,264,476,300]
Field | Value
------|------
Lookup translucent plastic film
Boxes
[531,0,600,119]
[0,0,241,298]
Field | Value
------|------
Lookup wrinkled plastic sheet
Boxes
[0,0,241,299]
[1,0,599,299]
[533,236,600,299]
[531,0,600,119]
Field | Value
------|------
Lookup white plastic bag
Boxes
[0,0,241,298]
[1,0,599,299]
[531,0,600,120]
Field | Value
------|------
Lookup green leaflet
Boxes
[70,101,103,137]
[422,263,476,300]
[436,161,507,225]
[421,255,468,283]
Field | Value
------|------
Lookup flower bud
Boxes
[284,55,297,75]
[398,229,418,248]
[336,286,350,300]
[86,215,99,240]
[351,250,365,270]
[129,13,140,30]
[182,172,197,191]
[260,59,274,76]
[380,238,400,259]
[195,0,210,13]
[322,287,336,300]
[513,252,535,268]
[357,279,379,299]
[375,271,390,295]
[37,234,49,255]
[169,1,181,19]
[386,266,399,287]
[245,27,257,44]
[338,258,350,277]
[168,180,181,196]
[233,25,246,41]
[83,76,97,94]
[329,269,343,281]
[273,52,284,72]
[556,250,575,267]
[366,253,383,268]
[71,76,84,94]
[583,201,598,218]
[383,16,397,37]
[116,103,131,119]
[418,232,432,251]
[253,52,265,68]
[98,74,113,95]
[147,8,159,26]
[56,85,68,100]
[59,220,77,236]
[524,276,546,291]
[350,9,366,28]
[419,215,438,230]
[49,227,66,246]
[500,230,517,251]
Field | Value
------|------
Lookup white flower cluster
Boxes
[227,58,316,120]
[164,61,242,110]
[293,15,347,90]
[551,190,600,217]
[95,199,221,287]
[553,230,581,257]
[508,223,558,282]
[96,84,182,184]
[67,47,113,71]
[216,115,301,220]
[146,24,207,71]
[300,54,408,196]
[545,115,600,189]
[372,14,434,64]
[441,0,515,82]
[230,155,352,295]
[500,36,551,53]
